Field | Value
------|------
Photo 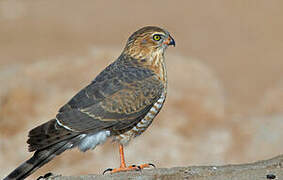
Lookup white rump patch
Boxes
[78,131,110,152]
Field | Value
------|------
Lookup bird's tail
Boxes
[4,118,80,180]
[4,139,73,180]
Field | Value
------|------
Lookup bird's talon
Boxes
[44,172,53,178]
[36,172,53,180]
[103,168,113,175]
[149,163,156,168]
[36,176,44,180]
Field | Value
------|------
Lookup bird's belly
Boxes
[114,93,166,145]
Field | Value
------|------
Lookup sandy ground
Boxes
[0,1,283,179]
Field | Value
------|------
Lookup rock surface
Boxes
[43,155,283,180]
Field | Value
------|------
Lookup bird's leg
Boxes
[119,144,127,168]
[103,144,155,174]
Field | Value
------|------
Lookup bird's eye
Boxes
[153,34,161,41]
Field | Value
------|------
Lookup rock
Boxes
[44,154,283,180]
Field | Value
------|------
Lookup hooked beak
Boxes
[163,35,175,47]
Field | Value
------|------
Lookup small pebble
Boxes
[266,174,276,179]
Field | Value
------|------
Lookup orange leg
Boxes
[119,144,127,168]
[103,144,155,174]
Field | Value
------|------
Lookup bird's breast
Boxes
[113,92,166,145]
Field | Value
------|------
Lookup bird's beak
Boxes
[163,35,175,47]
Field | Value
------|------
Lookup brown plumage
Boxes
[5,26,175,180]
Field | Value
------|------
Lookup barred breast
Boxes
[114,92,166,145]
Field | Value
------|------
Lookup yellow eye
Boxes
[153,34,161,41]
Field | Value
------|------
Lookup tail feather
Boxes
[4,137,78,180]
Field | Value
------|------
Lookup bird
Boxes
[4,26,175,180]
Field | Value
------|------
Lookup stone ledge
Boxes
[46,154,283,180]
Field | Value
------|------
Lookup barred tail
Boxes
[4,140,72,180]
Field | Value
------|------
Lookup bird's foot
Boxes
[36,172,53,180]
[103,163,155,174]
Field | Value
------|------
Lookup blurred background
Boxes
[1,0,283,179]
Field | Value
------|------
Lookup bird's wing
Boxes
[56,62,164,134]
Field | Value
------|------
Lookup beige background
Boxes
[1,0,283,179]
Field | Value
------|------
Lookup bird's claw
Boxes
[36,172,53,180]
[103,163,156,175]
[148,163,156,168]
[103,168,113,175]
[136,163,156,170]
[129,164,141,171]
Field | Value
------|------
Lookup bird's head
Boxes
[123,26,175,61]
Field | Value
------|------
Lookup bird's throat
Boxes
[123,48,167,84]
